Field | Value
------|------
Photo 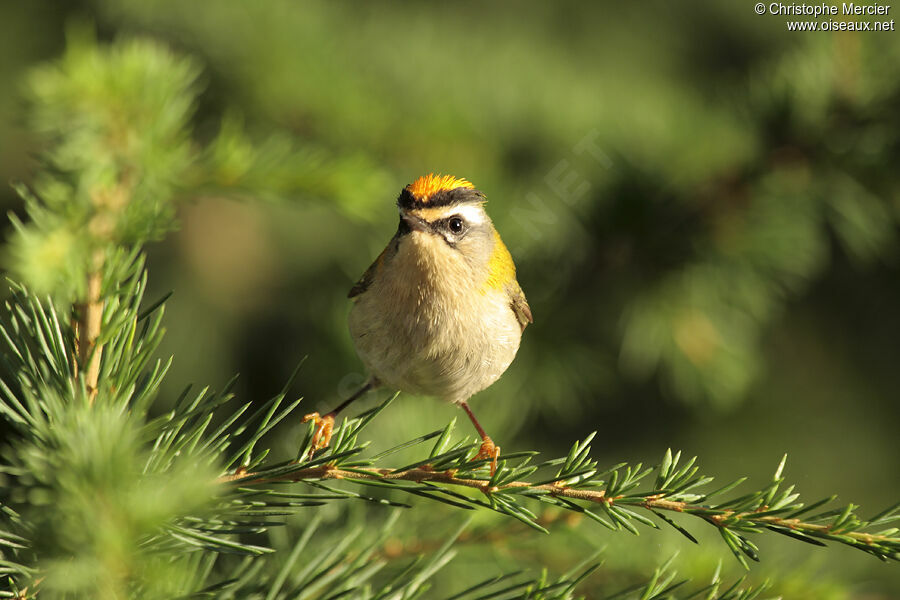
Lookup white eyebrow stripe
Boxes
[449,203,486,225]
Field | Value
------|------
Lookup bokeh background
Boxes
[1,0,898,597]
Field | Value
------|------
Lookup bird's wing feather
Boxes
[507,281,533,331]
[348,234,399,298]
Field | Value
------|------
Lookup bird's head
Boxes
[395,174,516,292]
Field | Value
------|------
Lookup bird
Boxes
[303,174,532,473]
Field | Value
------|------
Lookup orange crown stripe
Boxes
[406,174,474,203]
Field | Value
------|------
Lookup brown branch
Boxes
[220,465,895,548]
[73,177,134,404]
[707,510,886,544]
[74,250,105,404]
[224,465,640,504]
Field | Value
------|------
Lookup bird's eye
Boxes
[448,216,465,234]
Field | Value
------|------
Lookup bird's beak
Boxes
[401,212,429,233]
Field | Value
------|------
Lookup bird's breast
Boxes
[348,235,521,402]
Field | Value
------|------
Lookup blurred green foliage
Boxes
[7,29,199,304]
[8,393,218,598]
[1,0,898,597]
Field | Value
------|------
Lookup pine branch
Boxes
[72,251,105,404]
[221,413,900,567]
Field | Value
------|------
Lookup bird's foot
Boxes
[475,436,501,476]
[301,412,335,457]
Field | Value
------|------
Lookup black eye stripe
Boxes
[434,215,465,231]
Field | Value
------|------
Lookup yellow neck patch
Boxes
[406,174,474,204]
[481,229,517,293]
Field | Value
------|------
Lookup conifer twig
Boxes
[221,464,897,550]
[74,251,105,404]
[217,410,900,566]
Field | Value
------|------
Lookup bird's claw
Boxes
[302,412,335,456]
[475,436,501,476]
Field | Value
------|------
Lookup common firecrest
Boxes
[304,174,532,472]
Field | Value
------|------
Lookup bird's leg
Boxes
[460,401,500,476]
[302,379,376,456]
